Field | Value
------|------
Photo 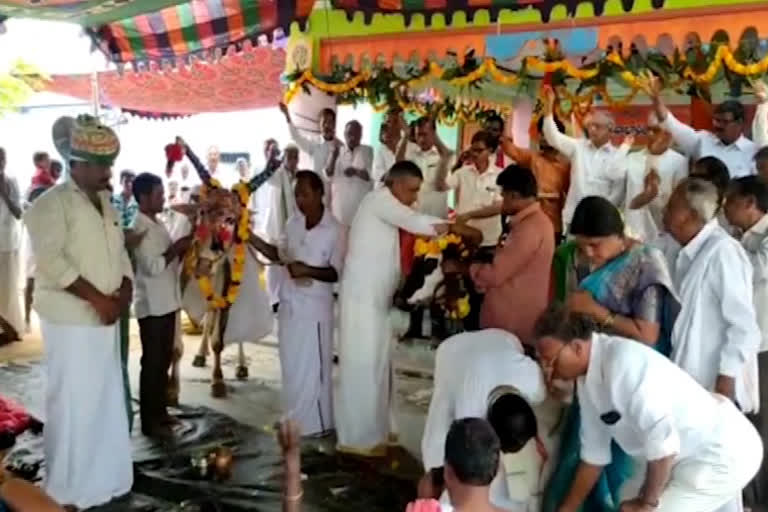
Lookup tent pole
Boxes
[90,70,99,117]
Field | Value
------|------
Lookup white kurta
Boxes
[623,149,688,242]
[579,334,762,512]
[41,320,133,508]
[328,144,374,227]
[336,187,444,452]
[277,209,343,436]
[543,115,630,231]
[422,329,547,511]
[670,220,762,413]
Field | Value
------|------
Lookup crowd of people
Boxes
[1,72,768,512]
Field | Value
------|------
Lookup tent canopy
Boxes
[0,0,192,26]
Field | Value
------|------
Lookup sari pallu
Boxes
[544,243,680,512]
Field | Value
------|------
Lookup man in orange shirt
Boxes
[501,117,570,243]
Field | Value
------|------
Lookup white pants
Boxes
[656,398,762,512]
[41,320,133,508]
[277,294,334,436]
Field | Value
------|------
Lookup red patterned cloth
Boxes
[43,46,285,115]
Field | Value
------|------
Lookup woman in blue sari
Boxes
[545,196,679,512]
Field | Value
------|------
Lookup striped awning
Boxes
[0,0,192,26]
[89,0,314,65]
[331,0,666,23]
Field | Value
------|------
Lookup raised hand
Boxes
[751,78,768,103]
[543,87,556,116]
[644,168,660,197]
[278,102,291,122]
[637,71,662,99]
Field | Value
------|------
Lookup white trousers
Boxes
[656,398,762,512]
[277,294,334,436]
[41,320,133,509]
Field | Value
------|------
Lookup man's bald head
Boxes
[584,110,614,147]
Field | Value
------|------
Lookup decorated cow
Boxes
[167,140,275,398]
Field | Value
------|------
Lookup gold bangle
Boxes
[285,491,304,502]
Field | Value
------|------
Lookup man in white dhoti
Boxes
[663,178,761,411]
[419,328,548,511]
[623,114,688,242]
[325,120,373,228]
[397,117,454,218]
[249,171,343,437]
[535,305,763,512]
[24,115,134,509]
[0,147,23,345]
[663,178,761,512]
[279,102,340,202]
[256,145,299,310]
[723,176,768,508]
[335,160,450,455]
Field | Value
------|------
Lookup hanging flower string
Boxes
[413,233,471,320]
[284,45,768,121]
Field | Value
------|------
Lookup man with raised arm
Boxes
[642,72,757,178]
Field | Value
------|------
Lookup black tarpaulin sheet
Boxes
[1,362,421,511]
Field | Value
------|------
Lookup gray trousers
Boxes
[745,351,768,507]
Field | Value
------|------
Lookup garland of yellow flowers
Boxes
[413,233,471,320]
[186,179,252,310]
[285,46,768,107]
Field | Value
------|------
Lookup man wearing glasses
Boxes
[643,73,757,179]
[534,304,762,512]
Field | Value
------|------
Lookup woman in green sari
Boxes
[545,196,679,512]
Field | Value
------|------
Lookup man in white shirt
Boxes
[279,102,340,200]
[257,145,300,310]
[326,120,373,227]
[624,114,688,242]
[249,171,343,437]
[397,116,454,218]
[336,161,449,455]
[0,147,23,345]
[442,131,503,248]
[373,117,400,188]
[483,113,514,169]
[642,73,757,178]
[723,176,768,507]
[663,177,761,416]
[24,115,134,509]
[131,173,192,438]
[542,89,631,232]
[534,305,763,512]
[419,329,548,512]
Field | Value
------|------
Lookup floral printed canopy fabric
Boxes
[43,44,285,115]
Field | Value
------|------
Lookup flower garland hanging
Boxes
[412,233,472,320]
[185,180,252,310]
[284,42,768,116]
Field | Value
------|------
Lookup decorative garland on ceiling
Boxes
[284,42,768,120]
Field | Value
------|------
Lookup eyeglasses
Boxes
[541,343,569,383]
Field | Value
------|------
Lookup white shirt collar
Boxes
[680,219,719,261]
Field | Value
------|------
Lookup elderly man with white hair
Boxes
[623,113,688,242]
[663,177,761,512]
[541,89,632,233]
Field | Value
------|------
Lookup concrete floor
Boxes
[0,312,436,460]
